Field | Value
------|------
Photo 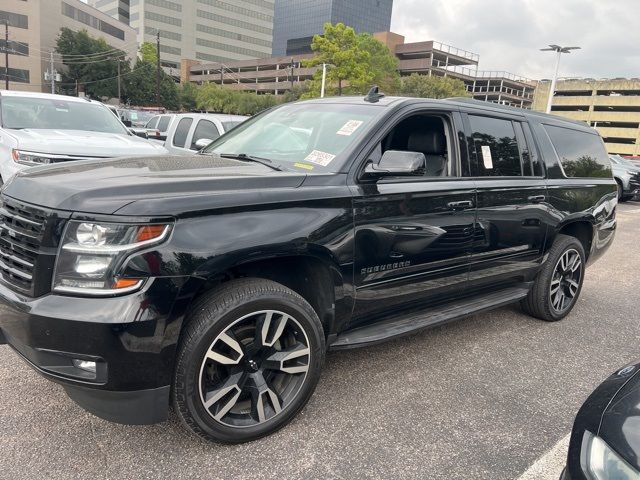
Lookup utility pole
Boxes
[2,20,9,90]
[540,44,581,113]
[156,31,161,107]
[50,50,55,94]
[116,58,121,104]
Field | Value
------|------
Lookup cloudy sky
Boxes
[390,0,640,80]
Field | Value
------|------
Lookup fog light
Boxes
[72,359,97,374]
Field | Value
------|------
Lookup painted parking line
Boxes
[517,434,570,480]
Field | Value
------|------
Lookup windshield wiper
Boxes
[218,153,284,172]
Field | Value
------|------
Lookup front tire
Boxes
[521,234,586,322]
[173,278,325,443]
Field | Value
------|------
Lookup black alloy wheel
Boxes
[549,248,583,315]
[198,309,311,427]
[173,278,325,443]
[520,234,586,322]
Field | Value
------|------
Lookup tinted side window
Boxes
[173,117,193,148]
[191,120,220,150]
[469,115,522,177]
[145,116,159,128]
[157,115,171,131]
[543,125,612,178]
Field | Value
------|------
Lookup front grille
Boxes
[0,198,47,294]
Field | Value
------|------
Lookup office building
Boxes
[533,78,640,156]
[89,0,275,72]
[1,0,137,92]
[272,0,393,56]
[186,31,535,109]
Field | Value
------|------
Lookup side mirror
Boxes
[194,138,212,149]
[129,128,148,139]
[363,150,426,179]
[122,119,132,127]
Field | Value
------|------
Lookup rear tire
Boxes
[173,278,325,443]
[521,234,586,322]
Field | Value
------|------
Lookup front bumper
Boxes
[0,277,186,424]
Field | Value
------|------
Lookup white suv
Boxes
[0,91,168,183]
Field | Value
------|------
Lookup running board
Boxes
[330,286,530,350]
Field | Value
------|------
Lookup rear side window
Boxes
[468,115,523,177]
[157,115,171,131]
[190,119,220,150]
[173,117,193,148]
[145,116,159,129]
[543,125,612,178]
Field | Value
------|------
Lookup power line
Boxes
[6,62,155,88]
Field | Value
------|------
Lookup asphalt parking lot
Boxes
[1,201,639,480]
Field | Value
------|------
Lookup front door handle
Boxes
[447,200,474,210]
[528,195,546,203]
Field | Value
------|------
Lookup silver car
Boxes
[0,91,168,183]
[610,154,640,201]
[163,113,247,155]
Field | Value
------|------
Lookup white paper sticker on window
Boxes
[481,145,493,169]
[337,120,363,136]
[305,150,336,166]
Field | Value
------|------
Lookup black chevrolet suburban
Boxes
[0,95,617,443]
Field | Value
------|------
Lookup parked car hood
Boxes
[2,154,306,215]
[6,129,167,157]
[598,365,640,471]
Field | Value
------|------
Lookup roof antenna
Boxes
[364,85,385,103]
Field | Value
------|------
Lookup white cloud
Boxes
[390,0,640,79]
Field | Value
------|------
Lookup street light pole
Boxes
[320,63,327,98]
[541,44,581,113]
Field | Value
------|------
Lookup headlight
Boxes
[53,221,171,296]
[582,431,640,480]
[12,149,53,165]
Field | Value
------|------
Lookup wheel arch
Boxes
[555,220,594,260]
[181,250,348,341]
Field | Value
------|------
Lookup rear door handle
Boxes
[447,200,474,210]
[527,195,546,203]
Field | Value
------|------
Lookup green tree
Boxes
[56,28,130,99]
[398,73,470,99]
[121,43,179,109]
[357,33,400,94]
[139,42,158,64]
[195,83,278,115]
[304,23,372,96]
[179,82,198,111]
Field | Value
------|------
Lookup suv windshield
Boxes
[203,103,381,172]
[1,96,129,134]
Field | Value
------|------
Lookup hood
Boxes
[599,366,640,471]
[7,129,167,157]
[2,154,306,215]
[612,163,640,174]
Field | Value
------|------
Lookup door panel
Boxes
[461,112,550,292]
[351,179,477,327]
[469,179,549,292]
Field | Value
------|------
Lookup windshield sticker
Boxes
[294,162,315,170]
[337,120,363,136]
[53,101,69,112]
[305,150,336,166]
[481,145,493,169]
